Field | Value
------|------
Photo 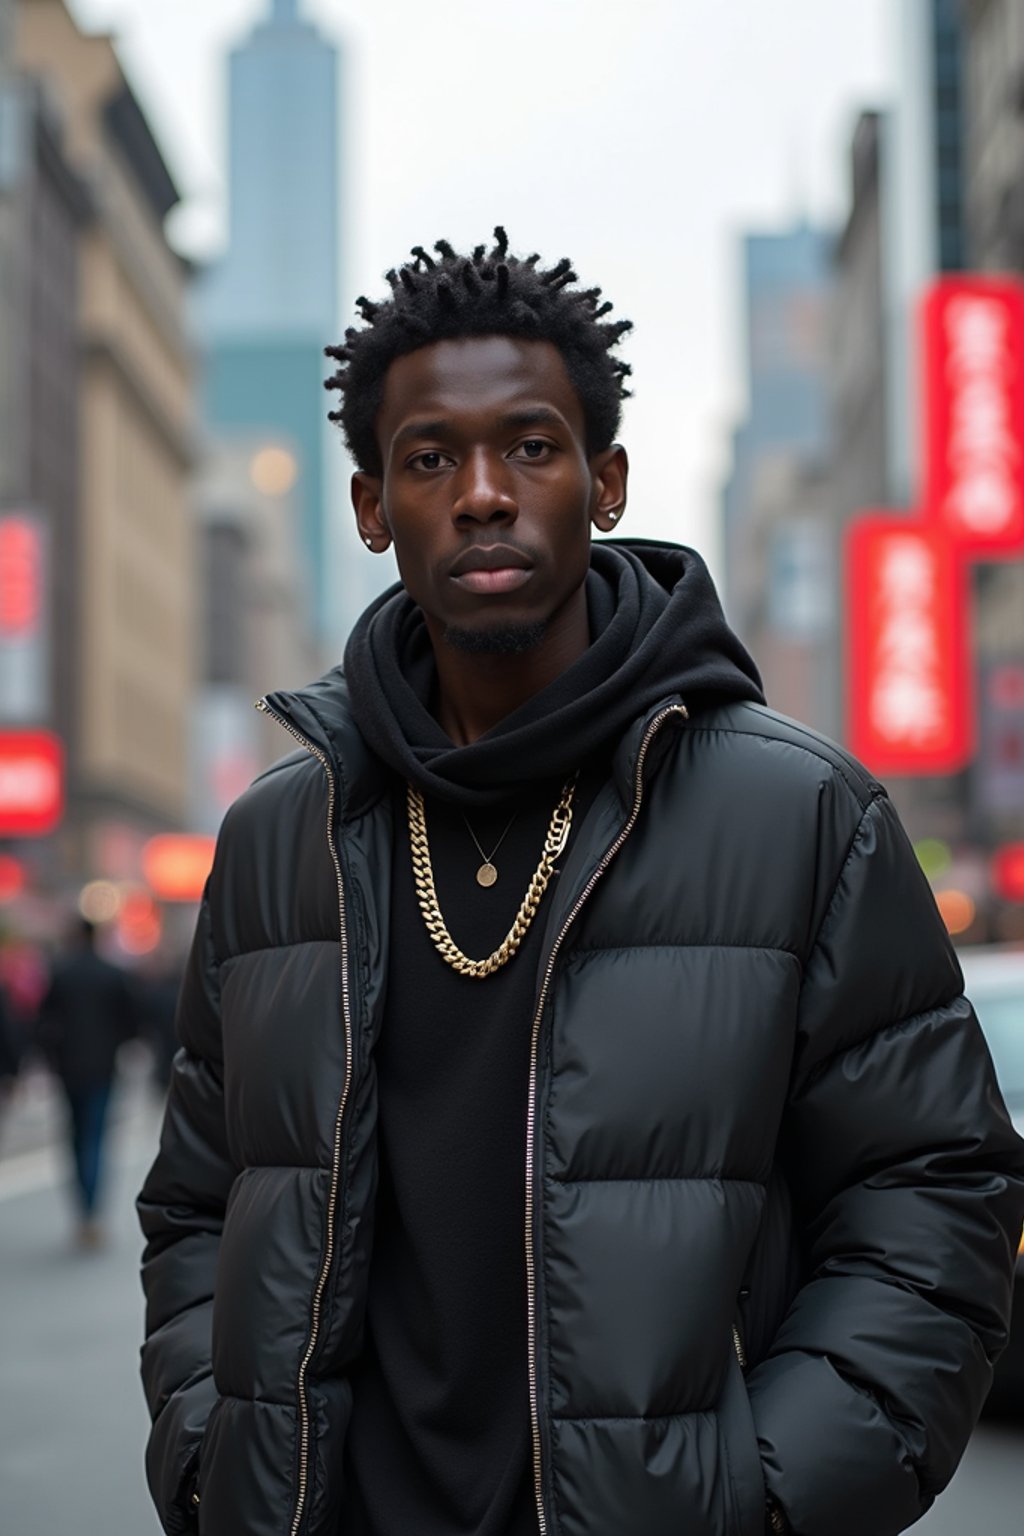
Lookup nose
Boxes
[451,447,517,526]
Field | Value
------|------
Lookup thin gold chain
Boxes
[407,777,577,977]
[463,810,517,874]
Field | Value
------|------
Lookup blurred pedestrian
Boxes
[0,931,48,1067]
[0,976,19,1125]
[139,956,184,1093]
[38,917,137,1248]
[139,233,1024,1536]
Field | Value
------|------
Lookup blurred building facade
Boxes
[7,0,196,898]
[719,224,836,736]
[879,0,966,507]
[830,112,889,533]
[963,0,1024,271]
[197,0,341,661]
[960,0,1024,861]
[0,66,88,828]
[831,60,968,852]
[721,0,1024,942]
[192,437,317,834]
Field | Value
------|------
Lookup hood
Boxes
[325,538,764,810]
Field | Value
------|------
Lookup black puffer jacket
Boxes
[138,679,1024,1536]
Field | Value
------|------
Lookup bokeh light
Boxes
[249,445,299,497]
[0,854,25,903]
[116,888,163,955]
[914,838,952,882]
[77,879,122,923]
[934,888,976,936]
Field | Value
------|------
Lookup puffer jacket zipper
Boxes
[524,701,689,1535]
[734,1302,789,1532]
[256,698,353,1536]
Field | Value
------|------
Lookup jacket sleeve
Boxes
[746,789,1024,1536]
[137,885,235,1535]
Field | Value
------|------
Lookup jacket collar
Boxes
[261,668,388,822]
[261,668,687,823]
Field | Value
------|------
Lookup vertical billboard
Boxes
[846,516,973,775]
[0,511,50,721]
[0,730,64,835]
[922,279,1024,556]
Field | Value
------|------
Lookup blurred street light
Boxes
[934,887,976,935]
[77,880,122,924]
[249,445,299,498]
[991,842,1024,904]
[142,834,215,904]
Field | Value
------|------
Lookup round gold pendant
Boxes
[476,862,498,888]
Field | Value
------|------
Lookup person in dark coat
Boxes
[39,917,137,1246]
[138,234,1024,1536]
[139,958,185,1094]
[0,976,19,1125]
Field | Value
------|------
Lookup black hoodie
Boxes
[341,541,764,1536]
[343,540,764,809]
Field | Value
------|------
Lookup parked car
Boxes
[959,945,1024,1411]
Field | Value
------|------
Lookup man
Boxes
[39,917,137,1246]
[138,232,1024,1536]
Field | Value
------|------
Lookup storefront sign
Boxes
[0,730,64,835]
[922,279,1024,554]
[0,511,49,722]
[846,517,972,774]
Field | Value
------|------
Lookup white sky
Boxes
[69,0,895,580]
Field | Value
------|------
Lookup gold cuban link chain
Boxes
[406,776,578,978]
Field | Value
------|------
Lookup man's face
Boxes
[352,336,626,651]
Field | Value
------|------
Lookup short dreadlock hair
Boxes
[324,227,633,476]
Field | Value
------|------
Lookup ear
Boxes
[590,443,628,533]
[352,471,391,552]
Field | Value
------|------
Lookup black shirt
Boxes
[342,775,593,1536]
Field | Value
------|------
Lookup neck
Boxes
[427,593,589,746]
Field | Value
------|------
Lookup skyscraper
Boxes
[719,224,836,734]
[198,0,341,653]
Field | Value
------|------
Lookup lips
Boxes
[449,543,536,596]
[448,544,534,578]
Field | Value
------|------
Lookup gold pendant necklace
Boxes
[463,811,517,887]
[407,776,578,977]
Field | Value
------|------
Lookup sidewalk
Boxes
[0,1061,165,1535]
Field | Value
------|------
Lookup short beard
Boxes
[442,620,546,656]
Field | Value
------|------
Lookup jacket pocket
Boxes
[718,1344,766,1536]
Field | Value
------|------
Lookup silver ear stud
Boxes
[364,536,374,548]
[608,512,619,523]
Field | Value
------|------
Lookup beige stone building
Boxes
[15,0,195,877]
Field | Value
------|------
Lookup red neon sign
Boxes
[0,854,25,902]
[847,276,1024,777]
[847,517,973,774]
[0,517,42,634]
[922,278,1024,555]
[142,834,216,903]
[0,731,64,835]
[991,843,1024,904]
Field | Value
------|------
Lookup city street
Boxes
[0,1070,1019,1535]
[0,1067,163,1536]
